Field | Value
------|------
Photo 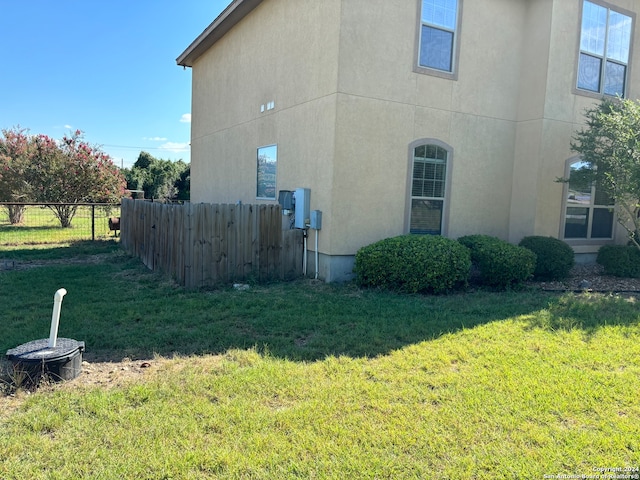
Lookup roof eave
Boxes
[176,0,264,68]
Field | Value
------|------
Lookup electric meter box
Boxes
[278,190,294,210]
[294,188,310,229]
[310,210,322,230]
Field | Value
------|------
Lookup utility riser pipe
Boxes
[48,288,67,348]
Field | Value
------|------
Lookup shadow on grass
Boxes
[527,291,640,333]
[0,240,120,260]
[1,248,639,364]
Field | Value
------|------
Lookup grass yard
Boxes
[0,242,639,479]
[0,205,120,245]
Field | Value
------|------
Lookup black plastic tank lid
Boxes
[6,338,85,363]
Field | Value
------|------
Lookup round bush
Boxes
[354,235,471,294]
[457,234,536,288]
[596,245,640,277]
[518,236,574,280]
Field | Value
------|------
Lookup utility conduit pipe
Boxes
[315,229,319,280]
[303,231,308,277]
[48,288,67,348]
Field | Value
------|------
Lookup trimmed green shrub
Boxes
[596,245,640,277]
[354,235,471,294]
[518,236,575,280]
[457,234,536,289]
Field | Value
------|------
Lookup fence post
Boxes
[91,204,95,241]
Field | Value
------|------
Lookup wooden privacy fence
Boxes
[120,198,304,288]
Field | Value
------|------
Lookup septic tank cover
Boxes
[6,338,85,363]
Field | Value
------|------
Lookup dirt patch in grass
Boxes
[0,356,174,417]
[0,254,114,271]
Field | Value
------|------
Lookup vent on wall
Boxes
[260,101,275,113]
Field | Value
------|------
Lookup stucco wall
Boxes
[510,0,640,250]
[189,0,341,204]
[327,0,528,253]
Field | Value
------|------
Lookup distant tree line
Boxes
[122,151,190,202]
[0,127,125,227]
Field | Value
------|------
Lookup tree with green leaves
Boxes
[0,127,126,227]
[34,130,126,227]
[570,97,640,249]
[123,151,189,201]
[0,127,36,223]
[175,166,190,201]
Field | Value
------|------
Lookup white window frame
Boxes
[406,139,453,236]
[575,0,635,99]
[414,0,462,80]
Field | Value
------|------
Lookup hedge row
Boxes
[355,234,575,293]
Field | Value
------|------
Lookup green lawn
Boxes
[0,205,120,245]
[0,243,639,479]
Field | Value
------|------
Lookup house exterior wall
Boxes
[329,0,527,255]
[510,0,639,257]
[189,0,342,206]
[185,0,640,281]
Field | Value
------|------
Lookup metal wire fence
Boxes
[0,203,121,246]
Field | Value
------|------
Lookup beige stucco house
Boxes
[178,0,639,282]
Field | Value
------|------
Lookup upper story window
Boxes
[562,160,614,241]
[577,0,633,97]
[418,0,459,74]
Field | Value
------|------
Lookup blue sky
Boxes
[0,1,230,169]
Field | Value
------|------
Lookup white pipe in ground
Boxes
[48,288,67,348]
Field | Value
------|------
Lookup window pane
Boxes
[580,1,607,55]
[256,145,277,199]
[567,161,593,205]
[425,144,438,159]
[410,199,443,235]
[604,61,626,96]
[424,162,436,179]
[412,179,424,197]
[433,180,445,198]
[564,207,589,238]
[594,170,614,205]
[420,26,454,72]
[422,0,457,30]
[591,208,614,238]
[422,179,445,198]
[577,53,602,92]
[607,11,632,63]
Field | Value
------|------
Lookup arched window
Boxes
[408,141,451,235]
[561,159,614,240]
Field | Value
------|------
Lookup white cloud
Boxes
[143,136,168,142]
[64,124,73,129]
[160,142,190,153]
[180,113,191,123]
